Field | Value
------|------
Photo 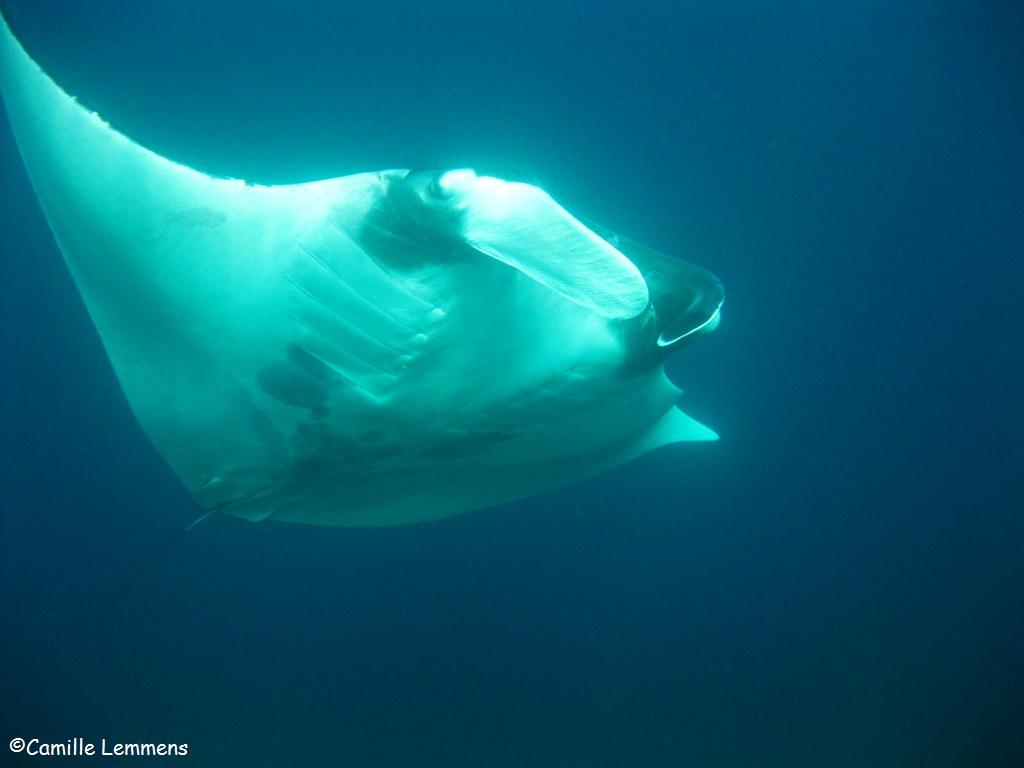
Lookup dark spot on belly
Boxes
[292,422,405,469]
[258,362,329,416]
[419,430,515,460]
[287,344,340,383]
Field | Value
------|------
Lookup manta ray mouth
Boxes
[579,217,725,355]
[657,305,723,347]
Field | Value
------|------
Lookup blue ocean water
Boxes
[1,1,1021,766]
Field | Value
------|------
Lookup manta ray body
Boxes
[0,13,723,526]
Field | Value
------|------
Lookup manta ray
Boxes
[0,12,723,526]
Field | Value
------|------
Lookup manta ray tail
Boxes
[94,508,216,631]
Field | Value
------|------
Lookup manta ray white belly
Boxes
[0,12,723,526]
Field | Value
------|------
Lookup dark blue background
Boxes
[2,2,1021,766]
